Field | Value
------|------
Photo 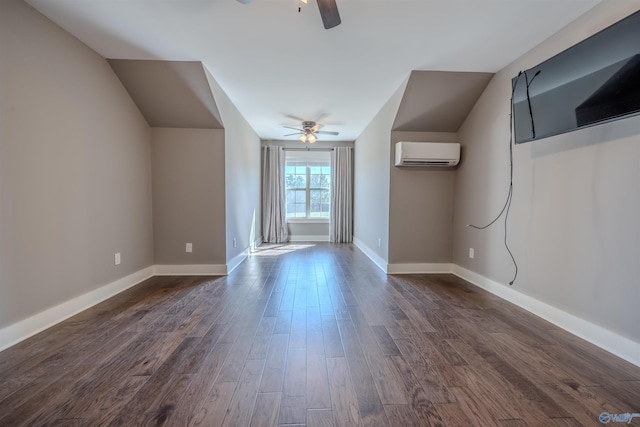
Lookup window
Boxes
[285,152,331,219]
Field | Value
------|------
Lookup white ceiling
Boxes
[25,0,600,141]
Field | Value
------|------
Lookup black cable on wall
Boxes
[466,72,529,286]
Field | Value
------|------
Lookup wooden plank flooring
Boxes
[1,243,639,426]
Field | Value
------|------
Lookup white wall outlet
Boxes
[233,238,237,248]
[186,243,193,253]
[114,252,121,265]
[469,248,475,259]
[378,238,382,248]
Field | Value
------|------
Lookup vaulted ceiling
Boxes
[393,70,494,132]
[108,60,223,129]
[25,0,600,141]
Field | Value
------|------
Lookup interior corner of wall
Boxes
[200,64,228,124]
[353,237,388,274]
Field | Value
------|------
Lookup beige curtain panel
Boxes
[262,146,289,243]
[330,146,353,243]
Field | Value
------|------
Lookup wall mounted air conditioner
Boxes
[395,142,460,167]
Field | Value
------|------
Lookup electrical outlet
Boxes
[378,238,382,248]
[469,248,474,259]
[186,243,193,253]
[233,238,237,248]
[114,252,121,265]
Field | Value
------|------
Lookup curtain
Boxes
[262,146,289,243]
[330,147,353,243]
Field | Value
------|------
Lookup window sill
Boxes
[287,218,330,224]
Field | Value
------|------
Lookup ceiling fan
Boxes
[236,0,341,30]
[284,121,339,143]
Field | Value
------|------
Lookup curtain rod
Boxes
[283,147,334,151]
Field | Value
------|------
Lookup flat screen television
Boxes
[513,9,640,144]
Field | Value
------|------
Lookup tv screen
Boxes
[513,10,640,144]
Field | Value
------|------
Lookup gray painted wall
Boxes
[388,132,457,264]
[151,128,226,265]
[0,0,153,327]
[205,70,262,261]
[353,79,408,261]
[287,222,329,239]
[148,68,261,266]
[453,2,640,342]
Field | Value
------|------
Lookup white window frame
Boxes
[285,151,331,222]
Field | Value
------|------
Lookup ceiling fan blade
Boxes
[283,126,304,131]
[284,132,304,136]
[316,0,341,29]
[285,114,308,123]
[313,112,330,123]
[316,130,339,135]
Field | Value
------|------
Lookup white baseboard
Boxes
[153,264,227,276]
[353,237,388,273]
[227,249,248,274]
[3,256,637,369]
[0,266,154,352]
[0,262,227,352]
[250,237,264,253]
[289,235,329,242]
[387,263,454,274]
[451,265,640,368]
[350,241,639,368]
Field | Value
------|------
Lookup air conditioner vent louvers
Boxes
[403,161,451,166]
[395,142,460,167]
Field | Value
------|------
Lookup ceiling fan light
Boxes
[299,134,307,143]
[308,134,317,143]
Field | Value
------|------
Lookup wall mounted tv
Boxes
[513,9,640,144]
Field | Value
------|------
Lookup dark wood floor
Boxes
[0,243,638,426]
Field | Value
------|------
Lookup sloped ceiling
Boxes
[26,0,601,141]
[108,60,223,129]
[393,70,494,132]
